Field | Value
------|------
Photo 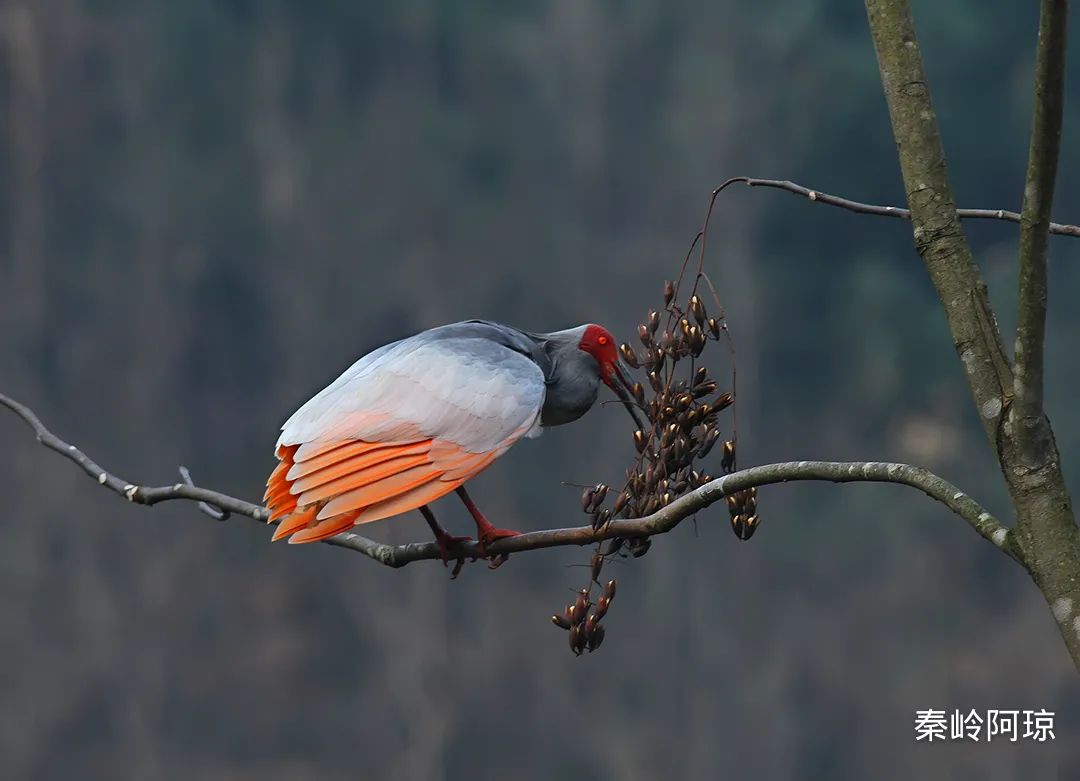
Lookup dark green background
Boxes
[2,1,1079,778]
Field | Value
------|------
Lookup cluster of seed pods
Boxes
[554,276,760,654]
[551,568,616,655]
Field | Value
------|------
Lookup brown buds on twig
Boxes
[556,232,744,655]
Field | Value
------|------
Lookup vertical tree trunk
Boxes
[864,0,1080,669]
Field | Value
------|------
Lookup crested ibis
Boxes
[264,320,628,558]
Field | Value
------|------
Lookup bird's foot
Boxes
[475,524,521,569]
[432,529,474,568]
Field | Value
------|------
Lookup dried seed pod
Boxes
[638,324,651,347]
[689,295,706,325]
[659,330,673,352]
[698,428,720,458]
[590,483,609,510]
[742,487,757,515]
[648,309,660,334]
[731,513,759,541]
[620,343,640,369]
[689,326,705,356]
[603,579,617,600]
[613,491,630,515]
[581,487,596,512]
[593,508,611,530]
[651,347,666,369]
[631,382,645,405]
[574,588,590,621]
[552,613,571,630]
[587,621,606,652]
[648,371,663,393]
[584,612,599,637]
[671,438,684,461]
[629,538,652,557]
[569,623,586,655]
[567,604,579,626]
[714,392,734,411]
[721,440,736,473]
[594,594,611,619]
[694,366,709,386]
[563,603,577,625]
[633,430,647,454]
[707,317,721,339]
[693,380,718,399]
[660,491,672,507]
[663,280,675,307]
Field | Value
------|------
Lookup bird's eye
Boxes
[597,335,608,346]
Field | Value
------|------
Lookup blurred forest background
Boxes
[2,1,1080,779]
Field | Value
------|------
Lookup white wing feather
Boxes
[278,335,546,454]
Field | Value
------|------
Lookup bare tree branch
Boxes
[719,177,1080,238]
[1,391,1017,569]
[1013,0,1068,460]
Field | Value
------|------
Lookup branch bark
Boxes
[1,391,1017,569]
[864,0,1013,447]
[865,0,1080,668]
[1013,0,1068,462]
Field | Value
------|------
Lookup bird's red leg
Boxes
[455,486,520,563]
[419,504,471,567]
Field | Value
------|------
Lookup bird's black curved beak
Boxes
[607,360,648,431]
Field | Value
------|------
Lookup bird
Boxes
[263,319,627,558]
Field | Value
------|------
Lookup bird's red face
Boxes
[578,324,621,389]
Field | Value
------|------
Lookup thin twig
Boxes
[1,391,1018,568]
[720,176,1080,237]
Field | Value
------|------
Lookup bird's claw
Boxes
[476,526,521,555]
[439,526,518,577]
[433,530,474,567]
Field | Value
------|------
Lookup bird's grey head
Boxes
[532,323,620,427]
